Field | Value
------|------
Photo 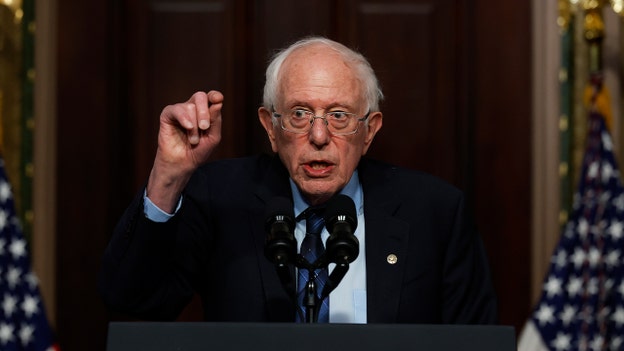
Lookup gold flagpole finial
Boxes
[583,0,605,43]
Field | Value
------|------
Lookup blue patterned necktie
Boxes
[297,208,329,323]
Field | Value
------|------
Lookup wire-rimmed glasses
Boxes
[272,108,370,135]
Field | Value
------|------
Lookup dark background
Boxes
[55,0,531,350]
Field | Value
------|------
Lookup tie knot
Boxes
[302,207,325,236]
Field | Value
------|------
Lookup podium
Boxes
[106,322,516,351]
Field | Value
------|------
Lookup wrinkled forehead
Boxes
[276,45,365,104]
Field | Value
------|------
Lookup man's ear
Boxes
[362,111,383,155]
[258,107,279,152]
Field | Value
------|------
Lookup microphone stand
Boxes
[303,271,318,323]
[296,254,351,323]
[295,254,328,323]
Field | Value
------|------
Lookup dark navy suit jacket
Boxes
[98,154,497,324]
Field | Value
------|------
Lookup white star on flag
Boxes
[544,277,562,298]
[551,333,571,351]
[0,182,11,204]
[7,266,22,290]
[612,307,624,326]
[559,305,576,326]
[612,336,623,349]
[21,296,39,319]
[553,250,567,268]
[19,324,34,346]
[566,276,582,297]
[3,294,17,317]
[613,194,624,212]
[536,304,555,325]
[0,323,14,345]
[9,239,26,260]
[607,220,623,239]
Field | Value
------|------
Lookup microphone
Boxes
[264,197,297,284]
[324,194,359,264]
[320,194,359,300]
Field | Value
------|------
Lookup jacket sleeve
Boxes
[97,188,199,321]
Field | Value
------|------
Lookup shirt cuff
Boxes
[143,190,182,222]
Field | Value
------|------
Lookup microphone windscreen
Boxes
[324,194,357,230]
[265,196,295,229]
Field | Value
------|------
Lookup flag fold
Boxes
[520,113,624,351]
[0,158,58,351]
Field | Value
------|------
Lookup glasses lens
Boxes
[326,112,356,134]
[280,109,362,135]
[283,110,311,133]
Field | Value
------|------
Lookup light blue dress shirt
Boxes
[143,170,367,323]
[289,170,367,323]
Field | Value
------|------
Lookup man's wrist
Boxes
[143,189,182,222]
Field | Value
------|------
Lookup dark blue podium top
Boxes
[106,322,516,351]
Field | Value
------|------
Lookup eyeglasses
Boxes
[272,108,370,136]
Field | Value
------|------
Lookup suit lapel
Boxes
[249,155,296,321]
[248,156,410,322]
[359,159,410,323]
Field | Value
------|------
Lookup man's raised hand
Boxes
[147,91,223,212]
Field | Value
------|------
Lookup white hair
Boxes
[262,37,384,117]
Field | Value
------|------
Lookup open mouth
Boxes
[304,160,334,176]
[309,161,331,169]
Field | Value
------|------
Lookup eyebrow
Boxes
[284,101,359,112]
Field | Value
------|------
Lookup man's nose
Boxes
[308,117,331,144]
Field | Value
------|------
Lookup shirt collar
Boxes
[289,170,363,219]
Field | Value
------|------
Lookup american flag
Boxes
[0,158,58,351]
[520,112,624,351]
